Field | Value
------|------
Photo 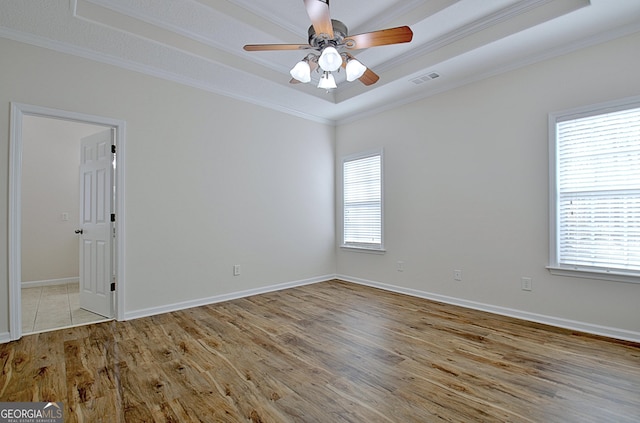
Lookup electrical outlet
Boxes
[397,261,405,272]
[521,277,532,291]
[454,270,462,281]
[233,265,241,276]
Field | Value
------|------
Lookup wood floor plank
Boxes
[1,280,638,422]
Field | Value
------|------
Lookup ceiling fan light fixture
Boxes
[243,1,414,89]
[290,60,311,83]
[318,71,337,90]
[318,46,342,72]
[346,58,367,82]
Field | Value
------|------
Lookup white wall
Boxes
[0,37,336,335]
[336,31,640,339]
[2,30,639,341]
[21,116,105,283]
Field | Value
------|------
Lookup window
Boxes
[342,151,384,251]
[549,97,640,282]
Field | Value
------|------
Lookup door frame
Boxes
[8,102,126,341]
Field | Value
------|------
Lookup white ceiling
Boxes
[1,0,639,124]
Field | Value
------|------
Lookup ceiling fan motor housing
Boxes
[308,19,348,49]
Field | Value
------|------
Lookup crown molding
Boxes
[374,0,588,75]
[336,22,640,126]
[0,26,335,125]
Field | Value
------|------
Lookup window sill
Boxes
[340,245,386,254]
[547,266,640,284]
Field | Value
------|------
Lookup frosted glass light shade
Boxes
[317,72,337,89]
[318,46,342,72]
[346,59,367,82]
[290,60,311,83]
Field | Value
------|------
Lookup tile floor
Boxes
[22,281,109,334]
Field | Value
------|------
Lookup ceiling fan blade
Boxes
[358,68,380,86]
[344,26,413,50]
[244,44,312,51]
[304,0,334,39]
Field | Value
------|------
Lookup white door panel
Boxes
[79,129,113,318]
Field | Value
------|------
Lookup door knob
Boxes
[75,229,84,234]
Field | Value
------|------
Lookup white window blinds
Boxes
[554,105,640,274]
[343,153,382,249]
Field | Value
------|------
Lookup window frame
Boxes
[548,95,640,284]
[341,149,385,253]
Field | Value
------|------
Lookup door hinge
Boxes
[111,282,116,292]
[111,213,116,222]
[111,144,116,154]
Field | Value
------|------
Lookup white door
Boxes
[78,129,114,318]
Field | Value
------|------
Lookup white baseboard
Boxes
[21,277,79,288]
[337,274,640,344]
[54,272,638,344]
[124,274,335,321]
[0,332,11,344]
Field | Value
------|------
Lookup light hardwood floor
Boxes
[1,280,638,422]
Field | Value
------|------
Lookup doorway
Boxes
[8,103,126,341]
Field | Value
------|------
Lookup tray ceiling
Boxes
[1,0,639,124]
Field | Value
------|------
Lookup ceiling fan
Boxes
[243,0,413,90]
